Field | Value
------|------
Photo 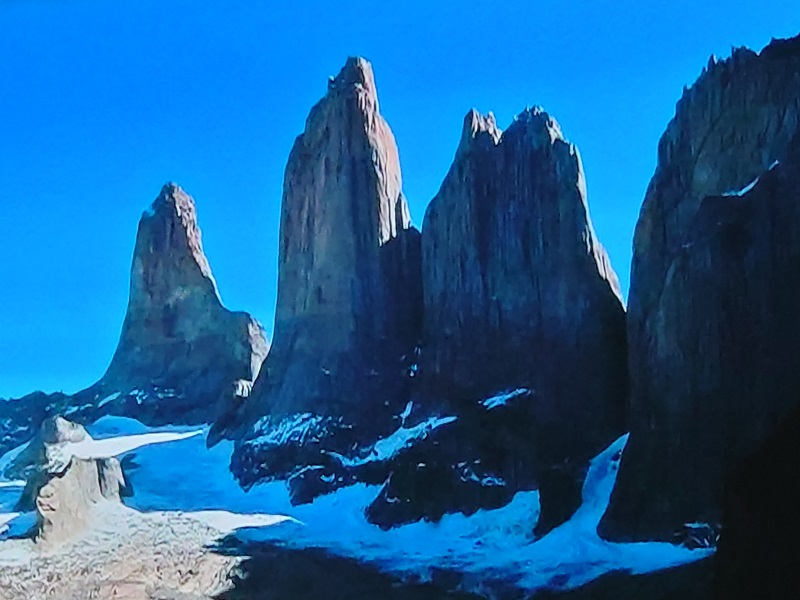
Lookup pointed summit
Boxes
[224,57,422,488]
[99,183,268,421]
[327,56,376,96]
[458,109,501,152]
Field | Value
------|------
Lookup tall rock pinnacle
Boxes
[0,183,269,451]
[222,56,421,468]
[99,183,268,421]
[415,107,627,533]
[601,34,800,541]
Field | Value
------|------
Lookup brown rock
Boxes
[16,417,127,546]
[223,57,421,465]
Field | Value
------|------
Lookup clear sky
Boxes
[1,0,798,398]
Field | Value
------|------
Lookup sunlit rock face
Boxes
[601,34,800,541]
[100,183,269,422]
[222,57,423,489]
[243,56,420,421]
[16,417,126,546]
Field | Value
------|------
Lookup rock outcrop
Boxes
[99,183,269,423]
[220,60,626,535]
[222,57,422,487]
[601,34,800,541]
[16,416,126,546]
[0,184,268,462]
[381,108,626,534]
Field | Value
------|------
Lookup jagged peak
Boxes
[506,106,567,148]
[458,109,502,151]
[136,183,218,296]
[327,56,376,97]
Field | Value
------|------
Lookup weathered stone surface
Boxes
[402,107,627,533]
[602,34,800,541]
[223,57,422,487]
[101,183,269,423]
[0,184,268,461]
[15,417,126,546]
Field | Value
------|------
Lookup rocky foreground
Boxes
[0,505,237,600]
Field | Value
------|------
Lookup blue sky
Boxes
[1,0,798,398]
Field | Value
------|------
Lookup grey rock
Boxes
[414,107,627,533]
[601,33,800,541]
[0,184,269,461]
[17,417,127,546]
[223,57,422,484]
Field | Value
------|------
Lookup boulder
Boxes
[17,416,127,546]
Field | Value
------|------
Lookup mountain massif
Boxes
[2,32,800,600]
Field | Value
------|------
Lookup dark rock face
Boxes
[602,34,800,541]
[409,108,627,533]
[0,184,268,461]
[224,57,422,488]
[713,405,800,599]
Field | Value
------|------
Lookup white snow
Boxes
[399,400,413,425]
[482,388,529,410]
[96,392,121,408]
[722,160,781,197]
[249,413,325,448]
[182,510,298,533]
[0,415,712,595]
[0,440,30,477]
[327,416,457,467]
[45,429,203,472]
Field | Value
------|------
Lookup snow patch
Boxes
[182,510,298,533]
[97,392,121,409]
[482,388,529,410]
[0,440,30,477]
[46,429,203,472]
[722,160,781,197]
[328,416,457,467]
[0,416,711,595]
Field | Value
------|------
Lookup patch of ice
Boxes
[46,429,203,472]
[482,388,529,410]
[0,481,25,489]
[0,440,30,476]
[182,510,298,533]
[0,511,35,539]
[0,415,710,596]
[722,160,780,197]
[328,416,457,467]
[96,392,121,409]
[399,401,413,425]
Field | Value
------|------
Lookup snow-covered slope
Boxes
[0,415,710,595]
